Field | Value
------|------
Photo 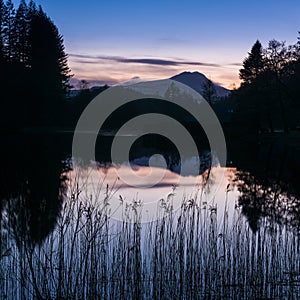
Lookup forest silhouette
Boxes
[0,0,70,128]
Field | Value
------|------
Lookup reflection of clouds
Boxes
[66,166,240,223]
[68,165,236,195]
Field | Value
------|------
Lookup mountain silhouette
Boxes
[69,71,231,98]
[170,71,231,97]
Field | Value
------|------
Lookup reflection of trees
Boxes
[0,134,68,246]
[234,171,300,233]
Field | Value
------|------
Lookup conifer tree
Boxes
[29,5,71,125]
[0,0,4,63]
[13,0,29,64]
[239,40,264,84]
[0,1,71,127]
[202,79,216,105]
[2,0,16,62]
[27,0,37,18]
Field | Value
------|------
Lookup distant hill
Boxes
[65,73,234,130]
[68,71,231,99]
[170,71,231,97]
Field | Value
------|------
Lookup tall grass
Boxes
[0,168,299,299]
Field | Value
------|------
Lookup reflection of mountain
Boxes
[171,71,231,97]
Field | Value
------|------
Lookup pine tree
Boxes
[0,0,4,63]
[29,5,71,125]
[202,79,216,105]
[293,32,300,83]
[2,0,16,62]
[239,40,264,84]
[27,0,37,18]
[0,1,71,127]
[13,0,29,64]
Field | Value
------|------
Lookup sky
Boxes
[15,0,300,88]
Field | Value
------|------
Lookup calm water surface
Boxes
[0,133,299,299]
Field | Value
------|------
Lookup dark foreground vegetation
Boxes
[0,0,71,128]
[0,168,299,300]
[224,38,300,196]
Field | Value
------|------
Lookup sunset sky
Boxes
[22,0,300,88]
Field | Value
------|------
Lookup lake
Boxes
[0,132,299,299]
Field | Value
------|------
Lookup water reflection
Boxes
[234,170,300,233]
[66,162,227,223]
[0,134,299,299]
[0,134,68,245]
[1,133,299,244]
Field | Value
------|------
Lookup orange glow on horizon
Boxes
[68,57,242,90]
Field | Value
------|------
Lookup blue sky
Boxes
[14,0,300,88]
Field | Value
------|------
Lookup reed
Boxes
[0,168,299,299]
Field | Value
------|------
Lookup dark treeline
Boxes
[0,0,71,128]
[231,37,300,134]
[0,1,72,246]
[65,85,109,128]
[227,37,300,198]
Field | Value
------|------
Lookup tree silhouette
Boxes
[262,40,295,133]
[286,32,300,123]
[0,0,4,63]
[227,35,300,207]
[235,38,300,134]
[239,40,264,85]
[13,0,29,64]
[29,5,71,125]
[202,78,216,105]
[0,1,71,128]
[2,0,15,62]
